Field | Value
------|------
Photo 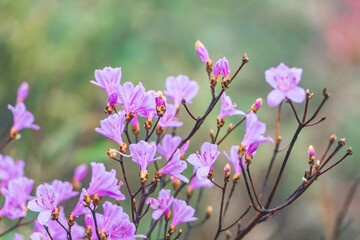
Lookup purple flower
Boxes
[27,184,58,225]
[16,82,29,103]
[170,199,197,227]
[90,66,122,99]
[157,134,189,161]
[0,154,24,188]
[86,162,125,200]
[188,173,213,191]
[187,142,220,180]
[108,90,119,106]
[159,150,188,183]
[71,188,91,218]
[72,164,88,189]
[195,40,211,64]
[213,57,230,80]
[13,233,24,240]
[158,104,183,128]
[50,180,78,204]
[223,145,245,176]
[146,189,174,220]
[130,141,161,181]
[164,75,199,107]
[0,177,34,220]
[218,92,245,120]
[117,82,156,118]
[265,62,305,107]
[241,112,273,155]
[8,103,40,138]
[95,111,126,147]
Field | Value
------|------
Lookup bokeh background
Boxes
[0,0,359,239]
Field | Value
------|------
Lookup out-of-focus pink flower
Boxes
[86,162,125,200]
[158,104,183,128]
[195,40,211,64]
[170,199,197,227]
[16,82,29,103]
[157,134,189,161]
[218,92,245,120]
[187,142,220,180]
[130,141,161,175]
[13,233,24,240]
[146,189,174,220]
[95,111,126,147]
[308,145,316,159]
[117,82,156,118]
[0,154,24,189]
[159,149,188,183]
[265,63,305,107]
[164,75,199,107]
[72,164,88,190]
[0,177,34,220]
[8,103,40,138]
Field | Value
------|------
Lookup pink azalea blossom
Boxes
[117,82,156,118]
[265,62,305,107]
[0,177,34,220]
[71,188,91,218]
[213,57,230,80]
[95,111,126,146]
[146,189,174,220]
[90,66,122,104]
[188,174,213,191]
[218,92,245,120]
[223,145,245,176]
[50,180,78,204]
[195,40,210,64]
[157,134,189,161]
[130,141,161,172]
[187,142,221,180]
[158,104,182,128]
[241,112,273,155]
[86,162,125,200]
[164,75,199,107]
[8,103,40,136]
[159,149,188,183]
[16,82,29,103]
[0,154,24,188]
[170,199,197,227]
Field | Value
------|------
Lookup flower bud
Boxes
[195,40,212,73]
[155,170,163,180]
[242,53,249,63]
[245,153,253,166]
[139,170,149,183]
[232,173,241,183]
[221,77,230,90]
[16,82,29,103]
[92,194,102,207]
[144,117,153,131]
[330,134,337,144]
[51,206,60,220]
[306,89,313,99]
[107,148,118,159]
[217,117,225,128]
[119,142,127,154]
[308,145,316,167]
[339,138,346,146]
[68,215,75,226]
[209,129,215,142]
[224,163,231,183]
[315,160,320,170]
[156,91,166,117]
[72,164,88,191]
[207,169,214,180]
[347,147,353,155]
[251,98,262,113]
[205,205,213,219]
[125,112,135,123]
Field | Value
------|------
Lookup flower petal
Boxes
[267,89,285,107]
[285,86,305,103]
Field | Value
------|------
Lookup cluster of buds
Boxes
[155,91,166,117]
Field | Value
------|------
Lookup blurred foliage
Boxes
[0,0,359,239]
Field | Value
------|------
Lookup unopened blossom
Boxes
[27,184,58,225]
[95,111,126,147]
[240,112,273,156]
[187,142,220,180]
[218,92,245,120]
[0,154,24,188]
[195,40,211,64]
[170,199,197,227]
[159,149,189,183]
[250,98,263,113]
[223,145,245,176]
[146,189,174,220]
[86,162,125,200]
[50,180,78,204]
[164,75,199,107]
[155,90,167,117]
[130,141,161,180]
[117,82,156,118]
[157,134,189,161]
[71,188,91,218]
[308,145,316,158]
[72,164,88,190]
[16,82,29,103]
[213,57,230,80]
[90,67,122,101]
[8,103,40,139]
[265,62,305,107]
[0,177,34,220]
[158,104,183,128]
[32,207,85,239]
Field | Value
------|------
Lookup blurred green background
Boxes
[0,0,359,239]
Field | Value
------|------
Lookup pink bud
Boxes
[308,145,315,158]
[16,82,29,103]
[195,40,210,64]
[73,164,88,183]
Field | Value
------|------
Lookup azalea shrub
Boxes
[0,41,353,240]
